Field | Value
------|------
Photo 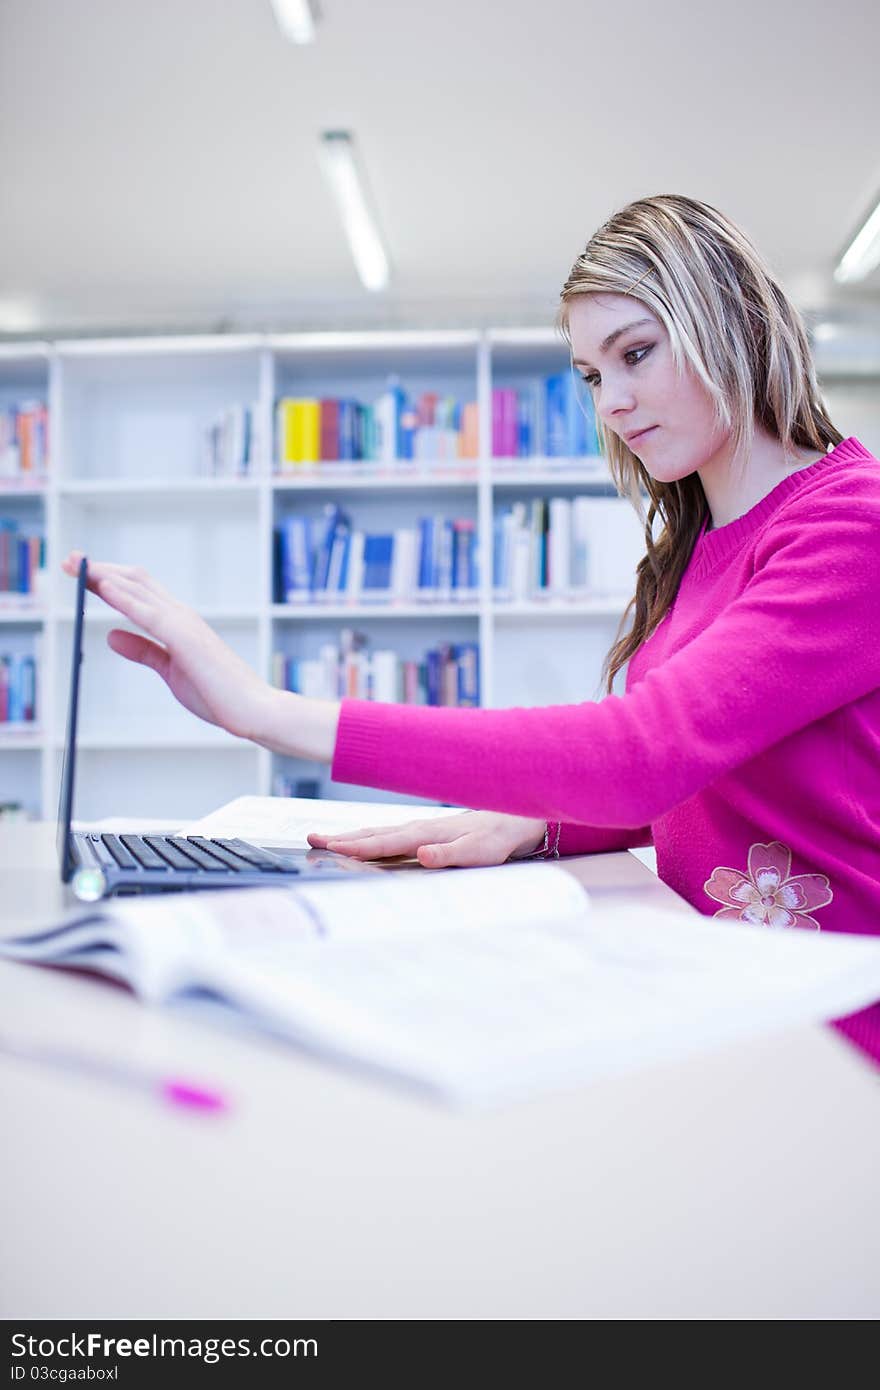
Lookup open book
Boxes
[4,861,880,1105]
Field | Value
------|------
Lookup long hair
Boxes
[556,194,843,692]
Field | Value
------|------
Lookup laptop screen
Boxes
[57,556,87,882]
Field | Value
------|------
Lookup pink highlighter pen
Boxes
[0,1034,230,1114]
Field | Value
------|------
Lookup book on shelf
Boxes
[584,497,646,596]
[345,531,365,603]
[310,503,351,594]
[274,510,479,606]
[493,493,643,601]
[548,496,572,594]
[277,398,321,466]
[0,652,37,724]
[0,519,45,597]
[458,401,479,460]
[275,383,478,469]
[319,399,339,461]
[0,402,49,479]
[389,527,419,600]
[273,635,480,706]
[325,520,351,595]
[374,380,408,463]
[416,516,478,601]
[491,372,599,459]
[271,774,323,800]
[492,387,520,458]
[361,534,394,595]
[201,403,257,476]
[6,841,880,1106]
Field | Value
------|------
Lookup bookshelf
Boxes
[10,325,870,823]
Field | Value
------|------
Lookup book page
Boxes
[7,870,880,1106]
[199,904,880,1105]
[0,904,192,999]
[1,861,587,1006]
[106,861,588,958]
[180,794,468,849]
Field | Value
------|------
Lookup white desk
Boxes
[1,822,878,1320]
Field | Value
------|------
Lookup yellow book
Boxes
[277,398,320,468]
[297,401,321,463]
[277,398,298,470]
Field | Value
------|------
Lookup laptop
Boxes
[61,556,382,900]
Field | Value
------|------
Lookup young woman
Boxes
[64,196,880,997]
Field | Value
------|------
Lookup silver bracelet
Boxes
[523,820,561,860]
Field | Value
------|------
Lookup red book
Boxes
[417,392,438,427]
[320,400,340,461]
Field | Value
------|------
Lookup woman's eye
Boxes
[579,345,651,389]
[625,345,652,366]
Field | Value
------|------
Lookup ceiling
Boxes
[1,0,879,337]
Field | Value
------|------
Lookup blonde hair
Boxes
[556,194,842,692]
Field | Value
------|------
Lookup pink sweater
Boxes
[332,436,880,1058]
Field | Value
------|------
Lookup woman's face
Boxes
[567,293,730,482]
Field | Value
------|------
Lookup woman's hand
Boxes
[61,552,279,743]
[307,810,548,870]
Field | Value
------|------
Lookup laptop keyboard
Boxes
[88,833,301,875]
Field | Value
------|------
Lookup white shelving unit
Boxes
[0,328,690,820]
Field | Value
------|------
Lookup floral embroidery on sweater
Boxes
[704,840,832,930]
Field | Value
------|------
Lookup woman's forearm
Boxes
[252,688,341,763]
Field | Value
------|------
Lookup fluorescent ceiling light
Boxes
[270,0,320,44]
[834,194,880,284]
[318,131,391,292]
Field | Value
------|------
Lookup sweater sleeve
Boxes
[556,822,653,856]
[332,488,880,827]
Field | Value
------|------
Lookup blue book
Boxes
[0,519,17,594]
[544,374,568,456]
[437,519,454,593]
[311,505,346,594]
[451,521,477,591]
[417,517,435,592]
[454,642,480,707]
[517,389,535,457]
[354,403,365,461]
[425,647,441,706]
[272,528,284,602]
[362,404,377,461]
[399,397,416,460]
[362,535,394,591]
[276,523,293,599]
[7,654,23,722]
[338,401,354,461]
[337,530,351,591]
[325,515,352,596]
[20,654,35,720]
[281,516,313,600]
[374,385,398,461]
